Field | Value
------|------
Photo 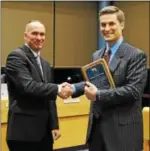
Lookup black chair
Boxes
[53,67,84,84]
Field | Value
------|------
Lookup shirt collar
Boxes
[106,36,123,55]
[25,43,40,57]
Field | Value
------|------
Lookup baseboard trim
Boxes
[54,144,88,151]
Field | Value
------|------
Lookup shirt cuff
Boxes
[72,84,76,94]
[58,85,62,94]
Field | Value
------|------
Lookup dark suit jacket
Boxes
[73,42,147,151]
[6,45,59,142]
[1,74,6,83]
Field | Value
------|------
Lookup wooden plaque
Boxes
[81,58,115,89]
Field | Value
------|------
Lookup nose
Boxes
[36,34,42,40]
[105,24,110,31]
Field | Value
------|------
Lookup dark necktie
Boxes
[36,55,43,77]
[103,49,111,65]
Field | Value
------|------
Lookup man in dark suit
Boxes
[71,6,147,151]
[6,20,72,151]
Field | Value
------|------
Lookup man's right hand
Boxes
[58,82,73,99]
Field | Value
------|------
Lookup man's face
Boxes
[24,22,45,51]
[100,13,124,43]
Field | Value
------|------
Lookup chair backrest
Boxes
[142,107,150,140]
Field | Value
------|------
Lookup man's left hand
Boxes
[52,129,61,140]
[84,81,98,101]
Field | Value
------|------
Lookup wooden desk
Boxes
[143,107,150,151]
[1,95,90,151]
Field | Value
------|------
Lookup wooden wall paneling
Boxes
[1,1,54,65]
[55,2,97,67]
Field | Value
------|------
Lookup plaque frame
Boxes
[81,58,115,88]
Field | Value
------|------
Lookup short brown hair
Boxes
[99,6,125,23]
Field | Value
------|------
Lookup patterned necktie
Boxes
[36,55,43,77]
[104,48,111,65]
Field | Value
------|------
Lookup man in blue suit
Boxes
[71,6,147,151]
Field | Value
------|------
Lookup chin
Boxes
[104,39,114,42]
[104,36,116,41]
[36,46,43,50]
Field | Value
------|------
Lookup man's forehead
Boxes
[26,22,45,33]
[100,14,117,22]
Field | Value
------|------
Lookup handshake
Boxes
[58,82,73,99]
[57,81,98,101]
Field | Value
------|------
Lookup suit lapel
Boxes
[109,53,121,74]
[96,48,105,60]
[21,45,44,81]
[109,42,126,74]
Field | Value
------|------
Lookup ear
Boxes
[120,22,125,30]
[24,32,27,40]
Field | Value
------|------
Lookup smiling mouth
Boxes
[105,34,111,37]
[35,43,43,45]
